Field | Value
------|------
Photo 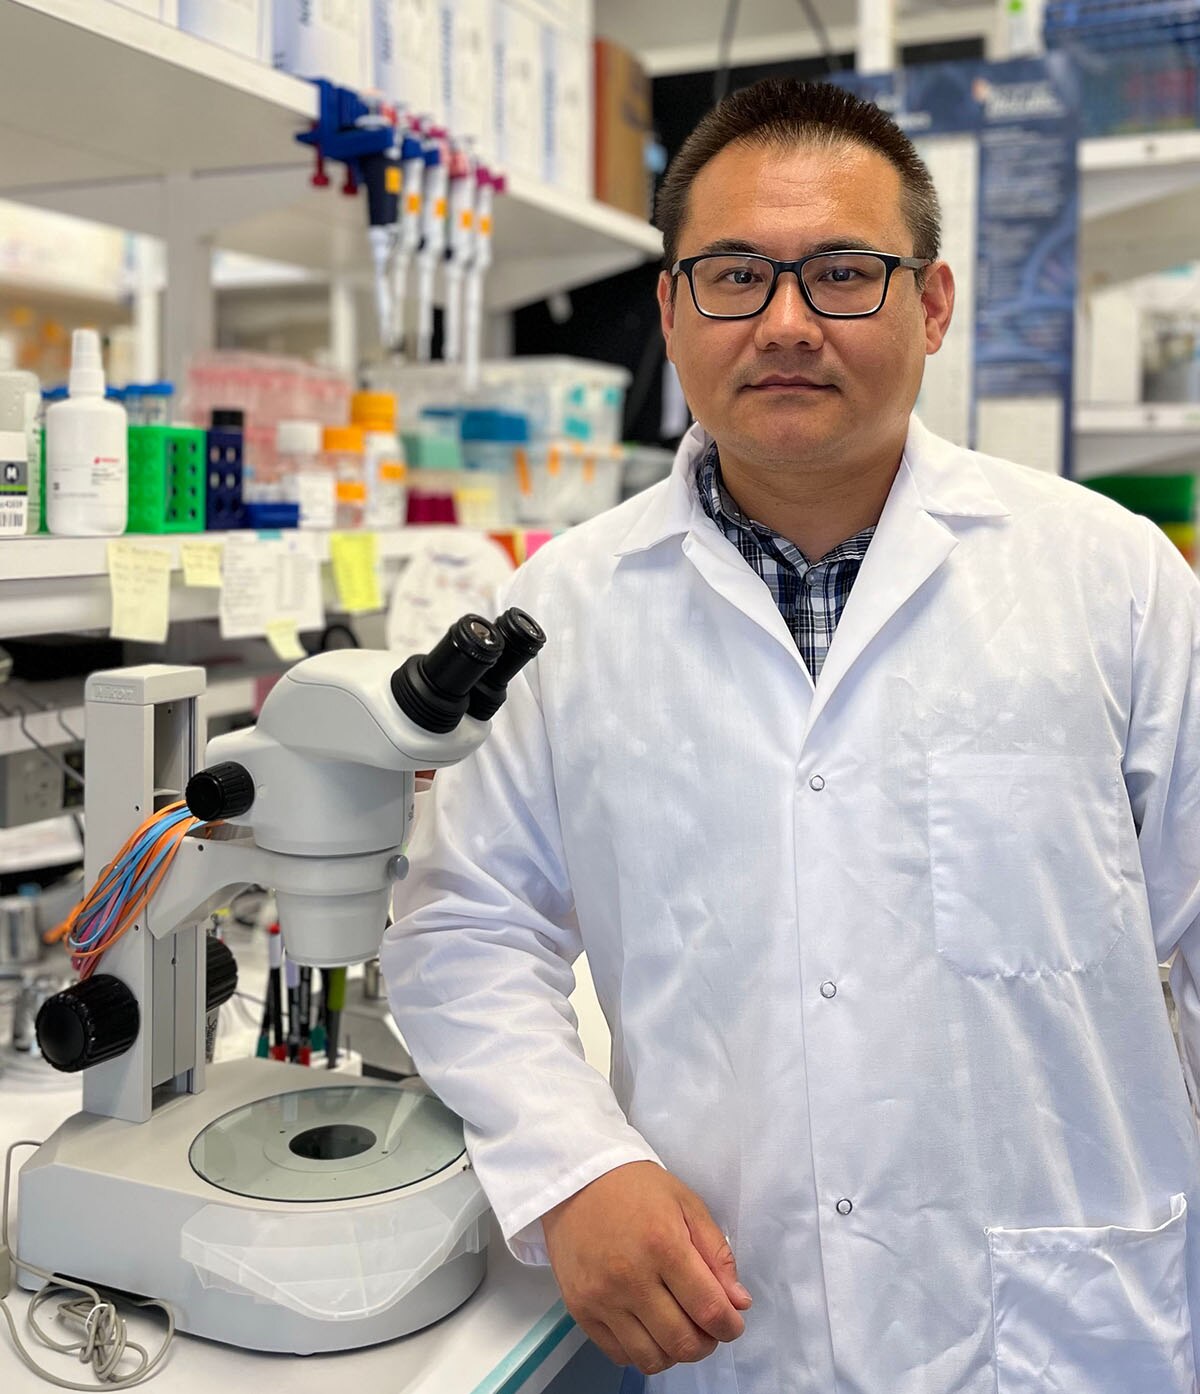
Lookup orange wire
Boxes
[46,801,188,947]
[71,816,200,976]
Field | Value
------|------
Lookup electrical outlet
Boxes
[0,747,69,828]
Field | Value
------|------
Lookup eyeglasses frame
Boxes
[669,249,935,321]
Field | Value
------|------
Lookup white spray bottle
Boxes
[45,329,127,537]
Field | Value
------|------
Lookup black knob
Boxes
[468,609,546,721]
[391,614,505,734]
[186,761,255,822]
[35,974,139,1073]
[206,936,239,1013]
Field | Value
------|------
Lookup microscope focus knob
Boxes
[35,974,140,1073]
[186,761,255,822]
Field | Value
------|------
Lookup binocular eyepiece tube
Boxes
[390,608,546,734]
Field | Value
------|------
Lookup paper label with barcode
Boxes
[0,455,28,532]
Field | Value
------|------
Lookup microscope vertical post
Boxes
[80,665,208,1123]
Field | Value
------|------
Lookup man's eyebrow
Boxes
[689,236,890,258]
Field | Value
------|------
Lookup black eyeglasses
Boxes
[671,250,933,320]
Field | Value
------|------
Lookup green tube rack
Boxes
[126,425,206,533]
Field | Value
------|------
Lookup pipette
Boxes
[442,141,477,364]
[464,168,501,393]
[392,117,428,356]
[359,131,401,352]
[416,128,449,362]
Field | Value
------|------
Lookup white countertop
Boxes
[0,944,613,1394]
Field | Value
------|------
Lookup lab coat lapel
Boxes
[616,423,811,678]
[682,522,812,680]
[802,419,1011,737]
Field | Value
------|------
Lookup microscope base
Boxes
[15,1058,488,1354]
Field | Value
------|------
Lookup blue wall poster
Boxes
[833,56,1081,476]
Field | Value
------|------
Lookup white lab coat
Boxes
[382,416,1200,1394]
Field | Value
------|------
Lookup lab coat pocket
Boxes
[987,1194,1195,1394]
[928,752,1124,976]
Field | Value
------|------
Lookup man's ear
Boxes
[921,262,955,355]
[657,271,677,362]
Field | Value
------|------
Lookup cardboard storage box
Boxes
[593,37,650,219]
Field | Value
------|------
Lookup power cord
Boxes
[1,1142,175,1389]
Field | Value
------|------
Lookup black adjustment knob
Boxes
[186,761,255,822]
[391,614,505,734]
[468,609,547,721]
[206,936,239,1013]
[35,974,139,1074]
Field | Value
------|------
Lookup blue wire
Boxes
[74,808,191,919]
[70,810,196,956]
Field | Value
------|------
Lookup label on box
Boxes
[495,0,542,178]
[297,471,336,530]
[0,434,28,534]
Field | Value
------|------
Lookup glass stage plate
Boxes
[188,1084,467,1202]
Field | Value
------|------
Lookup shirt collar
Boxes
[695,441,875,565]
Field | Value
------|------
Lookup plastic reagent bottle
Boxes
[45,329,128,537]
[0,338,41,535]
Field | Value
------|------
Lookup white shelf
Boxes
[0,526,458,640]
[1080,131,1200,284]
[200,168,663,311]
[0,0,315,189]
[0,672,260,759]
[1073,402,1200,479]
[0,0,662,311]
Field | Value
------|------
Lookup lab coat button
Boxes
[820,981,837,999]
[836,1198,853,1216]
[809,775,825,791]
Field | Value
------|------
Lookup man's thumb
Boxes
[680,1195,753,1309]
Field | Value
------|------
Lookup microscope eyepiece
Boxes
[391,613,506,733]
[467,608,547,722]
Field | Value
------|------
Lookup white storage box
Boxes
[273,0,366,89]
[515,441,623,526]
[492,0,543,179]
[379,0,443,121]
[542,20,592,196]
[439,0,494,156]
[110,0,179,20]
[179,0,268,57]
[367,356,630,447]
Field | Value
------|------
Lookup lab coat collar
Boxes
[612,414,1010,560]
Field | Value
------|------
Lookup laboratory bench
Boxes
[0,943,623,1394]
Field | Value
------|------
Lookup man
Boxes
[382,79,1200,1393]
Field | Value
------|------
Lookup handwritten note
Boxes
[265,618,305,661]
[219,533,324,640]
[107,540,172,644]
[386,532,514,657]
[180,539,225,588]
[330,531,383,613]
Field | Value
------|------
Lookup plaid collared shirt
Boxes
[696,443,875,680]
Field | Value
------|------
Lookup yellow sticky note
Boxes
[180,540,225,588]
[107,541,172,644]
[265,618,305,662]
[329,531,383,613]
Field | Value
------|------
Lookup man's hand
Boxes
[541,1161,752,1377]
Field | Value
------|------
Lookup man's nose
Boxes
[753,271,825,351]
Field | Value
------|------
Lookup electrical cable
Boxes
[712,0,743,106]
[0,699,85,789]
[44,803,206,978]
[1,1142,175,1389]
[795,0,841,73]
[13,685,83,745]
